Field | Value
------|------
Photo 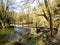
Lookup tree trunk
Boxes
[44,0,54,37]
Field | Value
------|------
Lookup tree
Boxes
[43,0,54,37]
[42,0,59,37]
[31,0,59,37]
[0,0,15,28]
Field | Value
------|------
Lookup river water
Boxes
[8,26,30,40]
[0,26,30,44]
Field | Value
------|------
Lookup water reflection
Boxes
[14,26,30,34]
[7,32,21,41]
[7,26,30,41]
[0,31,21,44]
[0,27,30,44]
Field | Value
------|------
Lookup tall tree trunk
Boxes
[44,0,54,37]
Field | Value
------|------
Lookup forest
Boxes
[0,0,60,45]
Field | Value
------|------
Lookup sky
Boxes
[3,0,53,13]
[8,0,45,13]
